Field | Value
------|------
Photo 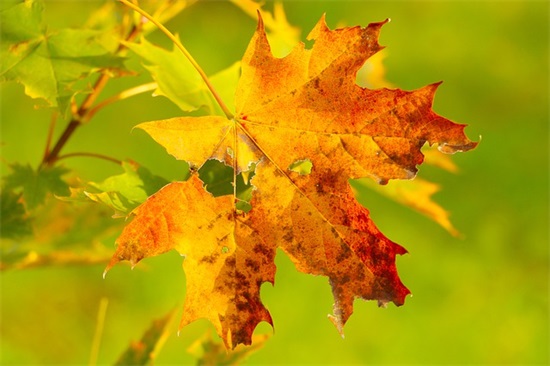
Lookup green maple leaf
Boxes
[0,193,123,271]
[0,190,32,239]
[3,163,70,210]
[0,0,126,113]
[127,37,240,114]
[61,161,169,216]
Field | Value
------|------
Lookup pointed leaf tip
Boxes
[367,18,391,31]
[328,314,345,338]
[256,10,264,31]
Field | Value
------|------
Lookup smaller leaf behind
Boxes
[61,161,169,216]
[352,177,459,236]
[0,189,32,239]
[1,194,122,271]
[114,307,176,366]
[126,37,240,115]
[230,0,301,57]
[187,331,270,366]
[3,163,69,210]
[84,0,196,37]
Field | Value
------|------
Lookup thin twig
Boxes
[42,22,143,167]
[83,82,158,123]
[118,0,235,120]
[79,22,142,117]
[56,152,123,166]
[43,120,81,166]
[42,112,58,161]
[79,75,111,117]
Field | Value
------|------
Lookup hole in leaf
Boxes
[236,200,252,213]
[304,38,315,50]
[221,246,229,254]
[235,162,256,213]
[198,160,233,197]
[288,159,313,175]
[197,159,256,213]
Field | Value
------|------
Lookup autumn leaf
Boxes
[356,51,462,234]
[107,14,477,349]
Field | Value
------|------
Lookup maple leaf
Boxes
[0,190,32,239]
[61,161,169,217]
[106,15,477,348]
[0,192,122,271]
[0,0,126,113]
[127,37,241,114]
[3,163,70,210]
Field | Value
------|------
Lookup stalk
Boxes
[118,0,234,120]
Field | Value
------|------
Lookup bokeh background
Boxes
[1,0,548,364]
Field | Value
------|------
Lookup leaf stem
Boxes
[42,112,58,161]
[118,0,234,120]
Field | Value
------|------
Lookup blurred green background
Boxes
[1,0,548,364]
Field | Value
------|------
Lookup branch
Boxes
[41,22,143,167]
[55,152,123,166]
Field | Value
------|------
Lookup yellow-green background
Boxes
[1,0,548,364]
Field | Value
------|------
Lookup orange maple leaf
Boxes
[106,15,477,348]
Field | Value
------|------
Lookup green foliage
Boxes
[0,0,125,114]
[127,38,240,114]
[0,190,31,239]
[3,163,69,209]
[64,161,169,216]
